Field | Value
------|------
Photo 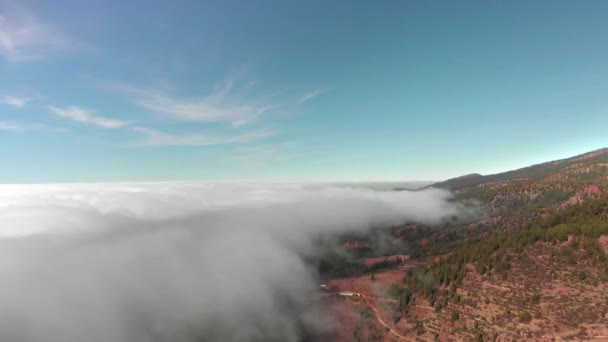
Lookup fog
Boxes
[0,181,461,342]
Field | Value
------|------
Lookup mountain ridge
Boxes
[428,148,608,191]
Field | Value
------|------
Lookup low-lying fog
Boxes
[0,181,459,342]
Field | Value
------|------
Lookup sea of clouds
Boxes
[0,181,461,342]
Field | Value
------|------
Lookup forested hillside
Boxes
[325,149,608,341]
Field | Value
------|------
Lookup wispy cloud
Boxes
[245,80,259,90]
[130,127,274,147]
[0,95,30,108]
[113,78,278,127]
[0,121,31,131]
[47,106,130,129]
[0,121,65,132]
[0,6,69,62]
[296,88,329,105]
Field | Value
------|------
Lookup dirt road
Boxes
[357,293,408,340]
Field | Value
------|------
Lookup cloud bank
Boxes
[0,182,461,342]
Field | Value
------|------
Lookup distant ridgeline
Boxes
[429,148,608,192]
[423,148,608,241]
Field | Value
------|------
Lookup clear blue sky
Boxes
[2,0,608,183]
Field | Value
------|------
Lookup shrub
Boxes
[416,321,425,336]
[577,271,588,281]
[519,311,532,323]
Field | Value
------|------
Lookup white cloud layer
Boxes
[0,182,462,342]
[0,7,68,62]
[130,127,274,146]
[48,106,130,129]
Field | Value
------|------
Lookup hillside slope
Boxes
[426,148,608,243]
[325,148,608,341]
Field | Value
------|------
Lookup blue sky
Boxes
[1,0,608,183]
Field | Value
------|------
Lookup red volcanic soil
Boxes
[560,184,602,208]
[393,225,417,239]
[584,184,602,199]
[323,270,410,341]
[358,255,410,267]
[323,295,402,342]
[321,296,369,342]
[599,235,608,255]
[341,241,369,249]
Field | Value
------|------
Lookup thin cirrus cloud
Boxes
[0,121,65,133]
[296,88,329,105]
[114,78,279,127]
[0,95,30,108]
[47,106,130,129]
[0,6,69,62]
[130,127,274,147]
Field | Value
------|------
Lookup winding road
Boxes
[349,292,408,340]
